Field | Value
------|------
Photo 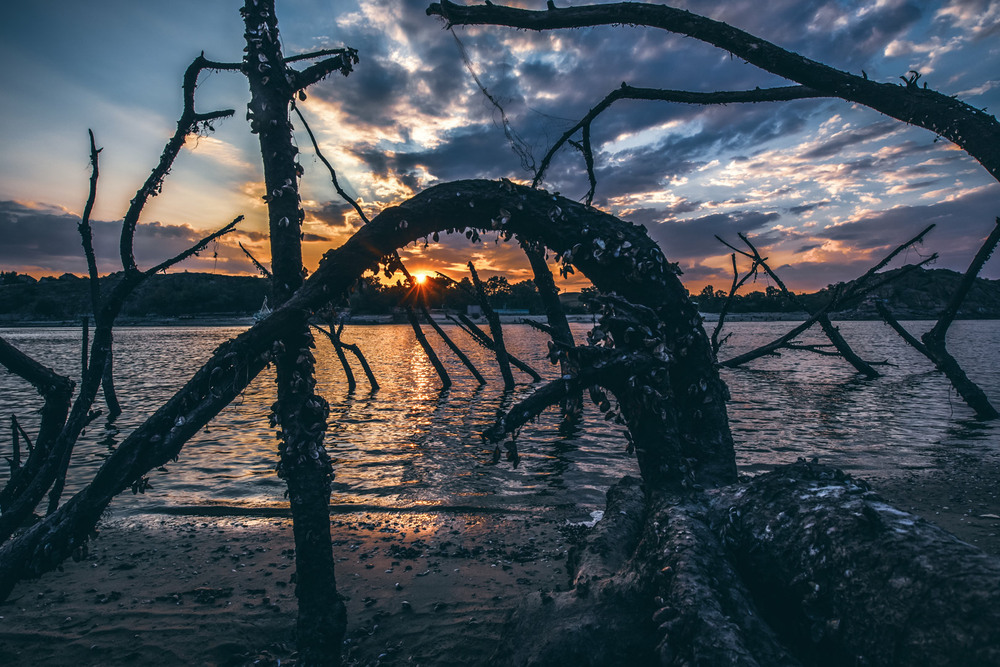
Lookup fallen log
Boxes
[492,460,1000,666]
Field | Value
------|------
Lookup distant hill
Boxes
[0,272,267,323]
[808,267,1000,320]
[693,267,1000,319]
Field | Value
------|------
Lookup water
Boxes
[1,320,998,521]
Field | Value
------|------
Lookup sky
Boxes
[1,0,998,293]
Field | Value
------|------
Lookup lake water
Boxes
[1,320,998,522]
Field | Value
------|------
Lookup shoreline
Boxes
[2,456,998,665]
[4,313,999,329]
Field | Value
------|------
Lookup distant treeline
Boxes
[691,267,1000,319]
[0,271,586,321]
[3,266,999,322]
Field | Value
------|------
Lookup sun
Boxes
[413,273,428,285]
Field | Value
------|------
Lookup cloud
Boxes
[789,200,831,215]
[0,200,260,277]
[651,210,783,262]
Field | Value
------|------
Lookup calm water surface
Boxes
[1,320,998,521]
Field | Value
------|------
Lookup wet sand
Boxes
[0,511,582,666]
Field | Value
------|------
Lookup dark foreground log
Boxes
[492,461,1000,666]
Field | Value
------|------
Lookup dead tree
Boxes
[239,0,359,660]
[719,224,937,369]
[0,178,734,598]
[469,262,516,389]
[0,79,241,539]
[5,177,999,664]
[716,233,883,378]
[877,218,1000,419]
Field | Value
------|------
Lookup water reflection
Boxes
[1,321,998,521]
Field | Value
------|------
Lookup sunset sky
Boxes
[1,0,998,293]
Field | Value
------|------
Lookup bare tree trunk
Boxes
[419,308,487,385]
[101,344,122,420]
[492,461,1000,666]
[405,305,452,390]
[241,1,347,661]
[469,262,515,389]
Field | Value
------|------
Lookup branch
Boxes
[429,1,1000,182]
[405,305,452,390]
[79,130,103,313]
[292,48,359,90]
[469,262,516,389]
[534,84,823,189]
[734,233,880,378]
[842,224,936,300]
[240,242,272,278]
[711,252,759,356]
[336,336,380,392]
[293,104,370,225]
[926,218,1000,343]
[120,55,236,273]
[143,216,244,277]
[286,48,358,64]
[313,324,357,392]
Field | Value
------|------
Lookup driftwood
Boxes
[490,461,1000,666]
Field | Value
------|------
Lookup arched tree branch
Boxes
[428,1,1000,183]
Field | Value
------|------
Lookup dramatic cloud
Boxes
[1,1,997,291]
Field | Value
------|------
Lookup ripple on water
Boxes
[1,321,998,519]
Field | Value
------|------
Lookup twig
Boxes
[144,216,244,277]
[293,105,370,225]
[120,55,236,274]
[240,242,272,278]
